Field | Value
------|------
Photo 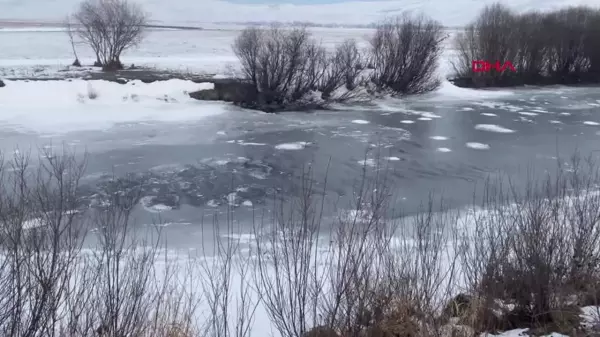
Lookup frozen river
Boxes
[1,28,600,247]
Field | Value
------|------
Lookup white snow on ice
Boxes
[475,124,516,133]
[466,142,490,150]
[358,159,377,167]
[518,111,538,116]
[274,142,310,150]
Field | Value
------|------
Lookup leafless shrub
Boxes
[318,39,364,99]
[250,165,328,337]
[370,13,446,95]
[73,0,148,71]
[198,210,259,337]
[87,82,98,99]
[457,153,600,333]
[233,26,366,112]
[319,153,395,336]
[0,147,87,337]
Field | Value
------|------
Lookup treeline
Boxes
[451,4,600,87]
[65,0,600,111]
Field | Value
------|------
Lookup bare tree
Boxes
[73,0,148,71]
[370,13,445,95]
[64,15,82,67]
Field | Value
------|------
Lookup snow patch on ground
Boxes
[0,79,222,134]
[475,124,516,133]
[385,156,401,161]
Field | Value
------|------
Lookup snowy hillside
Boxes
[1,0,600,27]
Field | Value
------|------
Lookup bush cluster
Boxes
[232,15,445,112]
[451,3,600,87]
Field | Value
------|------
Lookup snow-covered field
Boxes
[1,0,599,27]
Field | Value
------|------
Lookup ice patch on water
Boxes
[275,142,310,150]
[430,136,448,140]
[461,107,474,111]
[518,111,538,116]
[437,147,452,152]
[481,113,498,117]
[237,141,267,146]
[559,112,571,116]
[140,196,173,213]
[351,119,369,124]
[400,120,415,124]
[358,159,377,167]
[466,142,490,150]
[584,121,600,126]
[418,117,432,121]
[475,124,516,133]
[217,131,227,135]
[550,120,563,124]
[385,157,401,161]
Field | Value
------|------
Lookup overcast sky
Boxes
[226,0,378,3]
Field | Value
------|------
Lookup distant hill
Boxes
[0,0,598,27]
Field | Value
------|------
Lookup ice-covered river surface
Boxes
[2,29,600,249]
[2,82,600,248]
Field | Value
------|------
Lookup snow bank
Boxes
[0,79,222,134]
[427,81,515,101]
